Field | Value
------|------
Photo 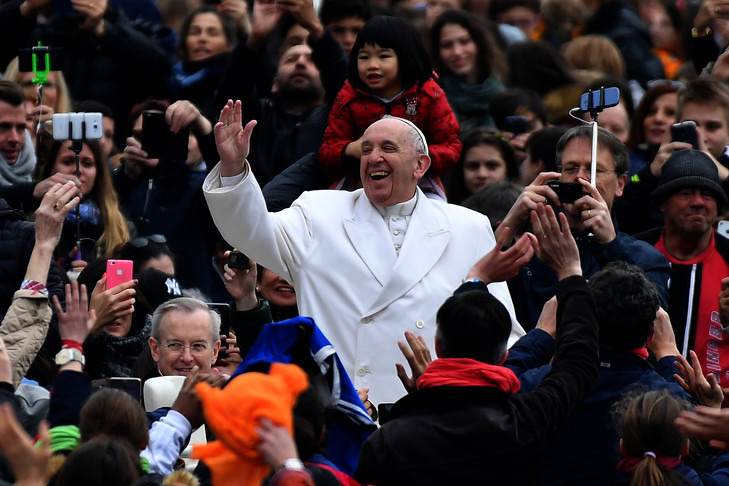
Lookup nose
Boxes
[8,127,21,143]
[689,190,708,205]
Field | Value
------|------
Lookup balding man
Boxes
[204,102,525,404]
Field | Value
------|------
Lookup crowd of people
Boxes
[3,0,729,484]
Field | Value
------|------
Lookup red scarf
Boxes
[616,456,681,474]
[416,358,521,393]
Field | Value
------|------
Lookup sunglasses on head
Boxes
[130,234,167,248]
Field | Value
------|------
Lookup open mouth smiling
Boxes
[370,170,391,180]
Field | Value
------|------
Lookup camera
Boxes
[228,250,250,270]
[547,180,584,204]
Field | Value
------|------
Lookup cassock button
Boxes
[416,320,425,329]
[357,368,368,377]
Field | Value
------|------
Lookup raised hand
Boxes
[395,330,433,394]
[215,100,257,177]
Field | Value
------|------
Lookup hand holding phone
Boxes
[671,121,699,149]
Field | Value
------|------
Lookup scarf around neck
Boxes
[0,131,35,186]
[417,357,521,393]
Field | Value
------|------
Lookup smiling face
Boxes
[439,23,478,84]
[463,144,507,194]
[360,118,430,207]
[185,12,230,62]
[52,141,96,197]
[357,43,402,98]
[150,309,220,376]
[258,268,297,309]
[643,92,677,146]
[0,100,27,165]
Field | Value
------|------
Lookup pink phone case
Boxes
[106,260,133,289]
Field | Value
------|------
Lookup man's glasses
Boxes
[130,234,167,248]
[161,341,209,355]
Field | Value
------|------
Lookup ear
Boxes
[615,173,627,198]
[659,200,667,214]
[149,337,160,363]
[497,349,509,365]
[271,77,279,94]
[211,339,221,366]
[414,153,431,180]
[619,439,628,457]
[434,335,443,359]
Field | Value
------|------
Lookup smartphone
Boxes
[579,87,620,112]
[91,377,142,403]
[208,303,231,363]
[671,121,699,149]
[106,259,133,289]
[18,46,62,74]
[228,250,250,270]
[142,111,189,161]
[505,116,528,136]
[547,180,584,204]
[52,112,103,140]
[718,220,729,240]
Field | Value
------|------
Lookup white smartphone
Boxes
[52,112,103,140]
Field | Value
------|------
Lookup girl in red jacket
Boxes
[318,16,461,200]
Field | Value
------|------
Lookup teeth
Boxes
[371,171,390,180]
[277,287,295,292]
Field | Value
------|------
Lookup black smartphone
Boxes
[141,111,189,161]
[671,121,699,149]
[18,46,62,73]
[228,250,250,270]
[505,116,528,136]
[91,377,142,403]
[547,180,584,204]
[208,303,231,363]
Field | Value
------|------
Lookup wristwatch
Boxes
[55,348,85,367]
[279,458,305,472]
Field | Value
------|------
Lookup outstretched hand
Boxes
[395,331,432,394]
[215,100,257,177]
[674,350,724,409]
[466,227,535,283]
[530,203,581,280]
[676,406,729,450]
[0,403,51,486]
[53,281,96,344]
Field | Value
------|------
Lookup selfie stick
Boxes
[66,117,86,258]
[30,43,53,150]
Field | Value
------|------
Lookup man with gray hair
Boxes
[149,297,221,376]
[204,102,526,405]
[497,125,670,329]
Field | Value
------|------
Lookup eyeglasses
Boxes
[646,79,684,89]
[161,341,210,354]
[561,166,618,177]
[130,234,167,248]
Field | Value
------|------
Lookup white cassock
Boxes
[204,163,525,405]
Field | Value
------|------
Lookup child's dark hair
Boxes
[348,16,432,92]
[615,388,692,486]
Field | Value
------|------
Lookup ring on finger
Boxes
[53,202,60,211]
[587,209,591,217]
